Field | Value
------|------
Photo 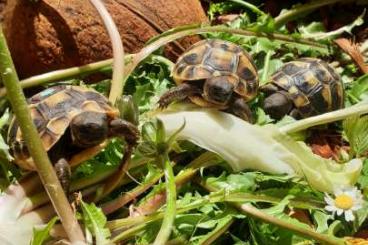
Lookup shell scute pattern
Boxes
[269,58,343,117]
[173,39,259,102]
[9,85,116,163]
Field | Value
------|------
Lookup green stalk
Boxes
[239,204,344,245]
[153,155,177,245]
[89,0,125,105]
[0,58,113,97]
[101,168,163,215]
[108,199,207,231]
[274,0,351,29]
[0,25,327,97]
[261,50,272,84]
[199,214,234,245]
[0,26,85,243]
[110,199,208,243]
[280,102,368,134]
[227,0,266,16]
[126,25,328,79]
[200,181,344,245]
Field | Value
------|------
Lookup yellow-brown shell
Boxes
[268,58,344,117]
[173,39,259,103]
[8,85,118,170]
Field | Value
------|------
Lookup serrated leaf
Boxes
[31,217,58,245]
[80,200,111,245]
[343,115,368,157]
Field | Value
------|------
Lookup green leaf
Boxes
[31,217,58,245]
[312,211,331,233]
[207,172,257,193]
[80,200,111,245]
[348,74,368,103]
[343,115,368,157]
[358,159,368,192]
[256,108,274,125]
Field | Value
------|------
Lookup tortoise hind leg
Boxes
[225,97,253,123]
[54,158,71,197]
[158,83,201,108]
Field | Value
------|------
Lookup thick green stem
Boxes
[0,59,113,97]
[153,155,177,245]
[89,0,124,105]
[0,26,85,243]
[0,25,327,97]
[280,103,368,134]
[274,0,351,29]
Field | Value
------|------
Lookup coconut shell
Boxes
[2,0,208,79]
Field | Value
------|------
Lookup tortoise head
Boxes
[263,92,293,120]
[203,75,235,106]
[70,111,109,148]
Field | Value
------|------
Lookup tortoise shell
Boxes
[173,39,259,105]
[8,85,118,170]
[266,58,344,117]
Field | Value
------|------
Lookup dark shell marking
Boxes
[8,85,117,169]
[265,58,344,117]
[172,39,259,104]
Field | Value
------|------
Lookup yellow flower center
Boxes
[334,194,354,210]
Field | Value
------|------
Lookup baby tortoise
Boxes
[261,58,344,120]
[8,85,139,193]
[158,39,259,122]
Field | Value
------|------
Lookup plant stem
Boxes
[200,181,344,245]
[199,214,234,245]
[101,168,163,215]
[227,0,266,16]
[153,155,177,245]
[0,25,327,97]
[0,26,85,243]
[239,204,344,245]
[280,102,368,134]
[261,50,272,84]
[126,25,328,78]
[108,199,207,231]
[274,0,351,29]
[89,0,124,105]
[0,58,113,97]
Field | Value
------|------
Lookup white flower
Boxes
[324,187,363,222]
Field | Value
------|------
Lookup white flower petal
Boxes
[334,188,343,195]
[324,195,335,206]
[336,209,344,216]
[345,210,355,222]
[325,205,338,212]
[352,204,363,211]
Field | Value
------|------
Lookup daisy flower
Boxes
[324,187,363,222]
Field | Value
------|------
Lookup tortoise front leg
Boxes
[54,158,71,196]
[158,83,201,108]
[226,96,254,123]
[100,119,140,197]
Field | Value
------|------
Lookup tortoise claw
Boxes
[226,97,254,123]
